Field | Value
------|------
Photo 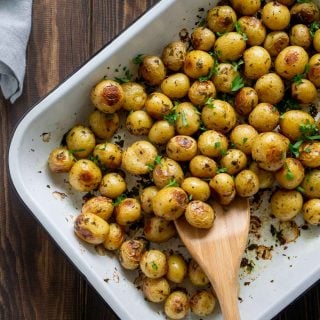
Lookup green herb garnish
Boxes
[113,194,127,206]
[232,59,244,71]
[166,179,179,187]
[231,75,245,92]
[217,167,228,173]
[180,110,188,127]
[133,54,144,65]
[289,140,304,158]
[114,69,133,84]
[235,21,248,41]
[205,96,215,108]
[310,22,320,37]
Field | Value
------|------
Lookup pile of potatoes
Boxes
[48,0,320,318]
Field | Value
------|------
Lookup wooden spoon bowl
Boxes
[175,197,250,320]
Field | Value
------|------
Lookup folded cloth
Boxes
[0,0,32,103]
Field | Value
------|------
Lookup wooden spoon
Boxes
[174,197,250,320]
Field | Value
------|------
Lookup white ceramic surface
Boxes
[9,0,320,319]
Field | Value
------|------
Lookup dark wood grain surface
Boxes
[0,1,319,319]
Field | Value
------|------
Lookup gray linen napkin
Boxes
[0,0,32,103]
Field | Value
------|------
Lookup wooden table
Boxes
[1,1,319,319]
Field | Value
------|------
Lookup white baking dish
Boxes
[9,0,320,319]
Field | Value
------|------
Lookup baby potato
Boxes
[181,177,211,202]
[230,0,261,15]
[183,50,214,79]
[74,213,110,245]
[166,254,187,283]
[248,103,280,132]
[275,158,305,190]
[69,159,102,192]
[189,155,218,179]
[103,223,125,251]
[191,27,216,51]
[188,80,216,106]
[301,170,320,198]
[66,125,95,158]
[190,290,216,317]
[238,16,266,46]
[152,187,188,221]
[220,149,248,175]
[162,40,187,72]
[290,2,320,24]
[262,2,290,31]
[249,162,275,189]
[201,99,237,133]
[140,186,159,214]
[290,24,312,49]
[207,5,237,33]
[144,216,176,243]
[271,189,303,221]
[213,63,240,93]
[152,157,184,189]
[82,196,114,220]
[209,173,236,205]
[48,147,76,173]
[90,79,124,113]
[140,250,168,279]
[122,140,158,175]
[114,198,142,226]
[291,79,317,104]
[160,73,190,99]
[164,291,189,320]
[251,132,288,171]
[139,55,166,86]
[313,30,320,52]
[126,110,153,136]
[299,142,320,168]
[243,46,271,80]
[263,31,289,57]
[148,120,175,145]
[142,277,171,303]
[234,87,259,116]
[175,102,200,136]
[235,170,260,197]
[145,92,173,120]
[185,200,215,229]
[121,82,147,111]
[279,110,315,141]
[188,259,209,286]
[119,239,145,270]
[99,172,126,199]
[275,46,309,80]
[307,54,320,87]
[214,32,246,62]
[302,199,320,225]
[277,0,295,5]
[230,124,258,155]
[198,130,228,158]
[166,135,197,162]
[93,142,122,169]
[89,110,119,140]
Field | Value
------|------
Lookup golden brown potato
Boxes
[213,63,240,93]
[188,259,209,286]
[313,29,320,52]
[198,130,229,158]
[93,142,122,169]
[234,87,259,116]
[48,147,76,173]
[188,80,216,106]
[140,250,168,279]
[275,46,309,80]
[249,162,275,189]
[69,159,102,192]
[148,120,175,145]
[290,2,320,25]
[175,102,200,136]
[162,41,187,72]
[248,103,280,132]
[271,189,303,221]
[191,27,216,51]
[189,155,218,179]
[277,0,295,6]
[301,169,320,198]
[125,110,153,136]
[262,2,291,31]
[152,187,188,220]
[220,149,248,175]
[103,223,125,250]
[121,82,147,111]
[235,170,260,197]
[307,53,320,87]
[114,198,141,226]
[140,186,159,214]
[230,0,261,15]
[263,31,289,57]
[302,199,320,225]
[139,55,166,86]
[82,196,114,221]
[291,79,317,104]
[66,125,95,158]
[143,216,176,243]
[74,213,110,245]
[181,177,211,202]
[207,5,237,33]
[90,79,125,113]
[142,277,171,303]
[119,239,145,270]
[166,254,187,283]
[164,291,189,320]
[190,290,216,317]
[183,50,214,79]
[99,172,126,199]
[185,200,215,229]
[290,24,312,49]
[238,16,266,46]
[209,173,236,205]
[166,135,198,162]
[298,142,320,168]
[160,73,190,99]
[145,92,173,120]
[230,124,258,155]
[89,110,119,140]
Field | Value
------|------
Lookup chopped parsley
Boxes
[310,22,320,37]
[166,179,179,187]
[217,167,228,173]
[235,21,248,41]
[293,64,310,85]
[132,54,144,65]
[289,140,304,158]
[114,69,133,84]
[296,186,305,193]
[164,111,178,125]
[113,194,127,206]
[231,75,245,92]
[232,59,244,71]
[198,65,216,82]
[180,110,188,127]
[205,96,215,108]
[151,262,158,270]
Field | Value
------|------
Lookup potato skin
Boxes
[142,277,171,303]
[207,5,237,33]
[230,0,261,15]
[235,170,260,197]
[143,216,176,243]
[164,291,189,320]
[126,110,153,136]
[93,142,122,169]
[230,124,258,155]
[175,102,200,136]
[162,41,187,72]
[301,170,320,198]
[103,223,125,250]
[82,196,114,220]
[121,82,147,111]
[89,110,119,140]
[209,173,236,205]
[198,130,228,158]
[263,31,289,57]
[166,254,187,283]
[161,73,190,99]
[302,199,320,225]
[185,200,215,229]
[140,186,159,214]
[114,198,142,226]
[183,50,214,79]
[248,103,280,132]
[189,155,218,179]
[145,92,173,120]
[249,162,275,189]
[188,259,209,286]
[291,79,317,104]
[188,80,216,106]
[307,54,320,87]
[290,24,311,49]
[234,87,259,116]
[290,2,320,25]
[148,120,175,145]
[119,239,145,270]
[48,147,76,173]
[238,16,266,46]
[262,2,291,31]
[99,172,126,199]
[191,27,216,51]
[298,142,320,168]
[213,63,239,93]
[166,135,197,162]
[220,149,248,175]
[139,55,166,86]
[181,177,211,202]
[140,250,168,279]
[313,30,320,52]
[190,290,216,317]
